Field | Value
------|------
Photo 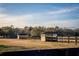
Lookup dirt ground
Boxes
[0,39,79,50]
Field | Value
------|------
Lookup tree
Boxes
[23,26,33,37]
[54,26,59,32]
[46,27,54,32]
[30,26,45,37]
[74,28,79,36]
[1,25,16,38]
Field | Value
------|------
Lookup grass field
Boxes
[0,39,79,52]
[0,45,26,52]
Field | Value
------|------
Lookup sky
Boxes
[0,3,79,28]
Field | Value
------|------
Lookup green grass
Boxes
[0,45,26,52]
[0,45,10,48]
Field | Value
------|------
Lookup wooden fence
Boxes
[57,36,79,45]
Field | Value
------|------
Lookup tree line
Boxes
[0,25,79,38]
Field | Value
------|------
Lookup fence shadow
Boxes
[0,48,79,56]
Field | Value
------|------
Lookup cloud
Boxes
[48,7,79,15]
[0,7,79,29]
[0,12,33,28]
[1,16,33,27]
[0,7,7,14]
[0,7,33,28]
[44,19,79,28]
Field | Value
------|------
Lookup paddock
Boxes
[0,39,79,49]
[41,32,79,45]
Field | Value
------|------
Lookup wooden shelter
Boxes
[41,31,58,42]
[17,33,29,39]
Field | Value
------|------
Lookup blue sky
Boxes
[0,3,79,28]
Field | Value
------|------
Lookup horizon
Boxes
[0,3,79,28]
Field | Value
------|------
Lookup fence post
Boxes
[17,35,19,39]
[56,35,58,42]
[75,32,77,45]
[62,36,63,42]
[41,34,46,42]
[68,36,70,43]
[75,36,77,45]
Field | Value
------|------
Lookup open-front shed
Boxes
[41,31,58,42]
[17,33,29,39]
